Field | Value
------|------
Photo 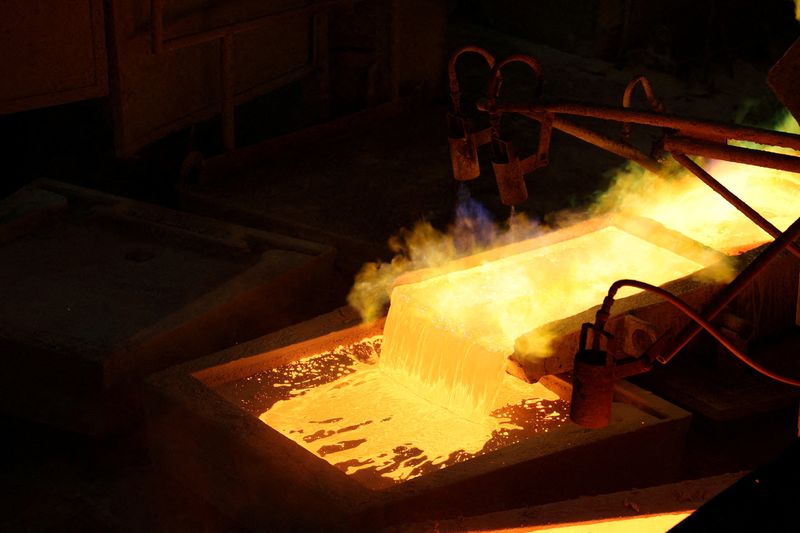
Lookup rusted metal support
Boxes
[654,215,800,364]
[221,33,235,151]
[479,101,800,152]
[548,115,663,174]
[447,46,496,182]
[485,55,546,206]
[665,136,800,174]
[672,152,800,258]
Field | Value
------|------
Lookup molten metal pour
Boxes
[447,46,800,428]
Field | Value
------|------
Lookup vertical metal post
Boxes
[221,33,235,151]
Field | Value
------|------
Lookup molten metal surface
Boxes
[380,226,707,418]
[219,226,709,489]
[220,338,569,489]
[519,512,691,532]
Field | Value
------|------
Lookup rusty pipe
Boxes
[485,55,545,206]
[655,215,800,364]
[672,152,800,258]
[597,279,800,387]
[448,46,495,115]
[477,101,800,152]
[548,114,663,173]
[622,76,665,142]
[666,137,800,174]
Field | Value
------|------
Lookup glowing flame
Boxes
[593,113,800,254]
[379,225,713,417]
[348,110,797,419]
[347,185,545,323]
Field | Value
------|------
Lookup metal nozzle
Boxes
[569,348,614,428]
[447,113,481,181]
[491,136,528,206]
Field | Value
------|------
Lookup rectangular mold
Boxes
[0,179,338,434]
[146,307,691,531]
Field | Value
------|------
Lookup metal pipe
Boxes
[672,152,800,258]
[549,115,663,173]
[599,279,800,386]
[477,101,800,152]
[666,137,800,174]
[656,215,800,364]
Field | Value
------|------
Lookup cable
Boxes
[597,279,800,387]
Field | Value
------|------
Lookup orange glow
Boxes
[259,338,569,489]
[263,113,798,490]
[380,226,710,418]
[502,511,692,532]
[593,113,800,254]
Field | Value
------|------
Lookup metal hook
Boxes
[621,76,666,143]
[484,55,546,207]
[448,46,496,115]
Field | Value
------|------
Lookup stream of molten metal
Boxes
[260,112,799,487]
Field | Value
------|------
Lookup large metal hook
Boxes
[484,55,549,207]
[621,76,666,143]
[446,46,497,182]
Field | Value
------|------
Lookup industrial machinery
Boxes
[446,45,800,428]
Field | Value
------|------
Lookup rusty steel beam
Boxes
[672,152,800,258]
[477,101,800,152]
[655,215,800,364]
[549,115,663,174]
[665,137,800,174]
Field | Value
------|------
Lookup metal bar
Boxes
[672,152,800,258]
[221,33,235,151]
[151,0,164,54]
[665,136,800,174]
[158,1,341,53]
[548,115,663,173]
[605,279,800,386]
[477,101,800,152]
[655,215,800,364]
